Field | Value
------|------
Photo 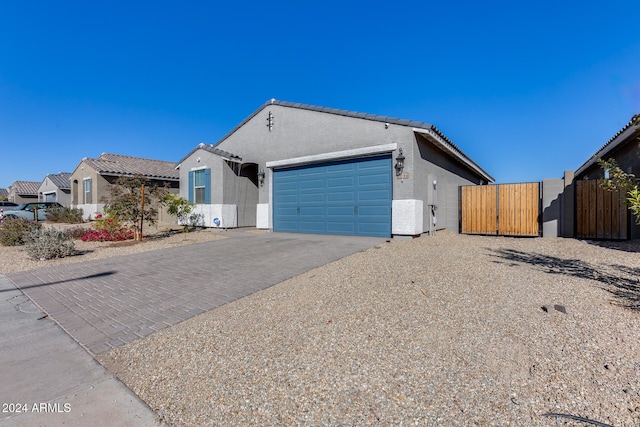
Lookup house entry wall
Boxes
[460,183,540,237]
[575,180,629,240]
[272,155,392,237]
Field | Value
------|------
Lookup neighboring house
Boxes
[177,99,494,238]
[573,113,640,239]
[0,188,8,200]
[7,180,40,204]
[70,153,180,220]
[38,172,72,206]
[574,114,640,180]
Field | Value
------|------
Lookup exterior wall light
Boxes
[258,169,266,187]
[395,148,405,176]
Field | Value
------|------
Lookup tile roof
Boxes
[82,153,179,180]
[177,143,242,166]
[0,188,8,198]
[11,181,40,195]
[575,114,640,176]
[45,172,72,189]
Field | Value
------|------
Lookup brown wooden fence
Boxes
[460,183,540,237]
[575,180,628,240]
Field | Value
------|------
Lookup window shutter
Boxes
[204,168,211,204]
[188,171,194,203]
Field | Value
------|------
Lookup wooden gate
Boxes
[575,180,628,240]
[460,183,540,237]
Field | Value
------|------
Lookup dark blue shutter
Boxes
[204,168,211,204]
[188,171,194,203]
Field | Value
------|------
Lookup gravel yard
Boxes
[0,224,227,274]
[90,232,640,427]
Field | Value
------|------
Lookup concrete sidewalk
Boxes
[1,229,385,425]
[0,274,161,427]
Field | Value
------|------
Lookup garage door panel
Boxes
[300,221,327,233]
[359,174,391,186]
[327,222,356,233]
[300,193,325,203]
[273,155,391,237]
[327,177,355,188]
[276,180,299,190]
[301,206,325,216]
[275,194,299,204]
[359,189,392,201]
[300,179,324,190]
[327,163,356,173]
[327,192,355,202]
[300,167,326,175]
[327,206,355,215]
[358,205,390,215]
[357,223,389,235]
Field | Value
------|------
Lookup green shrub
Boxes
[24,228,76,260]
[0,218,41,246]
[46,207,85,224]
[164,194,195,232]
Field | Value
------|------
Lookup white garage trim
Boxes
[266,143,397,169]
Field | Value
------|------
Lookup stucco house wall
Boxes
[71,164,108,219]
[178,148,248,228]
[411,132,486,234]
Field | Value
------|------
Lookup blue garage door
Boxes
[273,155,392,237]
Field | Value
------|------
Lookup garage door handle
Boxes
[354,206,358,214]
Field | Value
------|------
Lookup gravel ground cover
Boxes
[0,223,226,274]
[94,233,640,427]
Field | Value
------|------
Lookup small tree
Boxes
[164,194,196,232]
[104,174,169,240]
[598,158,640,224]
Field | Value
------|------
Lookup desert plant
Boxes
[188,212,204,228]
[599,157,640,225]
[65,226,91,239]
[164,194,195,232]
[0,217,41,246]
[24,228,76,260]
[46,207,85,224]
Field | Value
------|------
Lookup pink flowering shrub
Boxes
[81,215,134,242]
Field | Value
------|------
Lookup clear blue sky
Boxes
[1,0,639,189]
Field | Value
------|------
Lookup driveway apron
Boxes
[6,230,385,356]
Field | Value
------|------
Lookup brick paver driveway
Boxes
[6,230,384,355]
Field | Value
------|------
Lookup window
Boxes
[194,169,206,204]
[83,179,92,204]
[189,168,210,204]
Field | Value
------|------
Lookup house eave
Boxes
[413,127,494,183]
[575,114,640,177]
